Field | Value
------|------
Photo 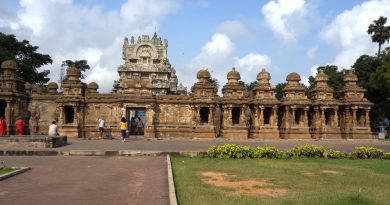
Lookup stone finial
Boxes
[67,66,81,81]
[344,70,358,83]
[256,68,271,85]
[286,72,301,82]
[196,69,211,83]
[315,69,329,82]
[1,60,17,69]
[87,82,99,93]
[47,82,58,94]
[227,67,240,84]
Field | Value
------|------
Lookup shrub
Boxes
[285,144,325,158]
[325,149,346,159]
[349,146,385,159]
[384,152,390,160]
[252,146,284,159]
[207,144,253,159]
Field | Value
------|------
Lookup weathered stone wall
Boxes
[28,95,58,135]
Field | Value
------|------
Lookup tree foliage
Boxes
[238,80,258,92]
[275,83,286,100]
[208,77,219,89]
[61,59,90,79]
[308,65,345,99]
[353,47,390,125]
[0,32,52,85]
[367,16,390,57]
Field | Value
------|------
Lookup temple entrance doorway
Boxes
[126,107,146,136]
[0,100,6,118]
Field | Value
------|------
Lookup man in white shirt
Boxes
[98,118,105,138]
[48,121,58,136]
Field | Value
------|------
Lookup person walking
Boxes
[98,117,105,138]
[0,117,7,136]
[136,117,144,135]
[48,121,58,136]
[15,116,25,135]
[119,117,127,142]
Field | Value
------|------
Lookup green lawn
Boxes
[171,156,390,205]
[0,167,17,175]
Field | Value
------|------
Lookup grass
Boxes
[0,166,17,175]
[171,156,390,205]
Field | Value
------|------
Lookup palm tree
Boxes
[367,16,390,57]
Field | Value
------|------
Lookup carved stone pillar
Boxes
[365,108,370,127]
[352,107,357,127]
[304,107,309,127]
[254,106,259,127]
[259,105,264,126]
[291,107,296,126]
[321,107,325,127]
[208,105,214,124]
[284,107,289,128]
[334,108,339,127]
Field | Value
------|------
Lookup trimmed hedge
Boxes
[207,144,389,160]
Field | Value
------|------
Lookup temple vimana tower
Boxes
[0,33,373,139]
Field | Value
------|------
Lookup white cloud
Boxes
[185,33,235,89]
[235,53,271,83]
[184,33,272,93]
[216,20,249,38]
[1,0,179,92]
[261,0,307,43]
[321,0,390,69]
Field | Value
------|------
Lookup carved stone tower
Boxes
[309,70,340,139]
[190,69,218,138]
[113,33,186,95]
[251,68,279,138]
[0,60,30,134]
[339,71,372,138]
[279,72,311,139]
[221,67,248,139]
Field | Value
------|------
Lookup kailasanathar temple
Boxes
[0,33,373,139]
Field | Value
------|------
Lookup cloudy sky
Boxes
[1,0,390,93]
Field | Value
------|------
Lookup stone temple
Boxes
[0,33,373,139]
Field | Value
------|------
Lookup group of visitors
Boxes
[0,116,58,136]
[0,116,25,136]
[98,116,144,142]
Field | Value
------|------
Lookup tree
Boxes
[0,32,52,85]
[275,83,286,100]
[308,65,345,99]
[238,80,257,92]
[61,59,90,79]
[208,77,219,89]
[353,47,390,126]
[367,16,390,57]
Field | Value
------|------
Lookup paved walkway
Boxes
[0,156,169,205]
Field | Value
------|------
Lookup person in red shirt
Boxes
[0,117,7,136]
[15,117,25,135]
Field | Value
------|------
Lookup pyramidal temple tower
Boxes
[113,33,186,95]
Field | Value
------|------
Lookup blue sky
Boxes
[1,0,390,93]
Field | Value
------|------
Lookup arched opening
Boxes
[357,109,365,127]
[232,107,240,125]
[63,106,74,124]
[199,107,209,124]
[325,108,333,126]
[263,107,272,125]
[0,100,6,118]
